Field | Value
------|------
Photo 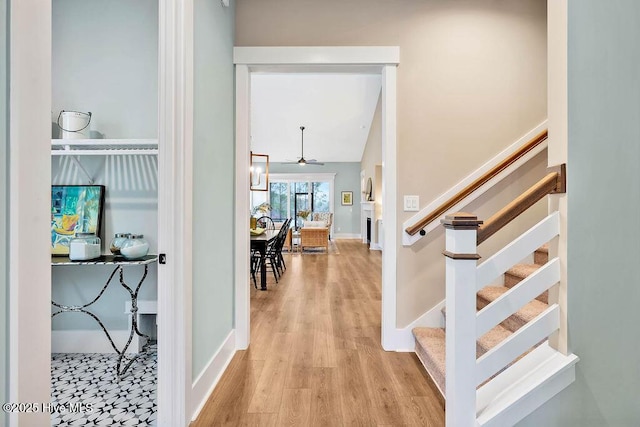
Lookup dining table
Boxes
[250,229,279,290]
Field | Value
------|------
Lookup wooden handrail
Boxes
[477,165,565,245]
[405,130,548,236]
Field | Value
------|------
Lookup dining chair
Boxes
[275,218,291,272]
[250,249,261,288]
[251,218,291,287]
[264,234,282,283]
[256,216,275,230]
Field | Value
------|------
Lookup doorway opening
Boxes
[49,2,161,425]
[234,47,400,351]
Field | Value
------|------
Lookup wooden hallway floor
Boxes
[192,239,445,426]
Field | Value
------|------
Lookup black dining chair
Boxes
[264,234,282,283]
[265,218,292,283]
[250,218,291,288]
[250,249,261,288]
[256,216,275,230]
[274,218,291,273]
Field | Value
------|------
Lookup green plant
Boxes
[297,209,311,220]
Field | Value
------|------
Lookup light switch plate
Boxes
[404,195,419,212]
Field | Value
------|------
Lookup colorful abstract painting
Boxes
[51,185,105,255]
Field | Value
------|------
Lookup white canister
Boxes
[69,233,101,261]
[58,110,92,139]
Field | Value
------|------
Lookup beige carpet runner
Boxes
[412,244,549,395]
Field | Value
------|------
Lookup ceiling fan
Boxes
[284,126,324,166]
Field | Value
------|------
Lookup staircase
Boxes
[402,132,578,426]
[410,209,578,427]
[412,245,550,396]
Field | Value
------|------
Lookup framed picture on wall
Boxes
[341,191,353,206]
[51,185,105,256]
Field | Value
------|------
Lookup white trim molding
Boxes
[334,233,361,239]
[235,63,252,349]
[476,342,578,426]
[268,172,336,181]
[234,47,400,353]
[234,46,400,66]
[9,1,52,424]
[191,331,236,421]
[380,64,399,350]
[157,0,194,425]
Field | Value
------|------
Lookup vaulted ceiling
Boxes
[250,73,381,163]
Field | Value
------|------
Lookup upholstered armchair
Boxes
[300,220,329,252]
[311,212,333,239]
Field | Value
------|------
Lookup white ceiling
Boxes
[250,73,382,163]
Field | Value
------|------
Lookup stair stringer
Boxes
[476,342,579,427]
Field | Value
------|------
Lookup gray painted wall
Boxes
[192,0,235,378]
[1,0,7,417]
[52,0,158,139]
[51,1,159,333]
[519,1,640,425]
[269,162,362,235]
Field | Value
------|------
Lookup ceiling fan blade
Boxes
[306,161,324,166]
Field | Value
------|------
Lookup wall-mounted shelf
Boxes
[51,139,158,156]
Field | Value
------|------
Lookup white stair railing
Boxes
[442,211,561,426]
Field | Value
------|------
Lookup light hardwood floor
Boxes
[192,239,445,426]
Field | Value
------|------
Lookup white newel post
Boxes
[442,213,483,427]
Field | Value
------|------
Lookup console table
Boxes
[51,255,158,380]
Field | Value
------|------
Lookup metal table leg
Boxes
[52,264,152,381]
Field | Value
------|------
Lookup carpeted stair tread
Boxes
[412,327,446,395]
[505,263,540,281]
[477,323,513,354]
[413,323,513,395]
[477,286,548,332]
[413,248,555,400]
[534,244,550,266]
[505,263,548,304]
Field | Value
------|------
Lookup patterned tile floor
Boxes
[51,345,157,426]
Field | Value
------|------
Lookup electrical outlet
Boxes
[404,195,419,212]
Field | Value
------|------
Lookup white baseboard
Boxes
[191,330,236,421]
[334,233,361,239]
[52,330,143,354]
[386,300,446,351]
[370,243,382,251]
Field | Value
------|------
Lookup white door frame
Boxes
[233,46,400,350]
[156,0,193,425]
[8,1,192,426]
[8,1,52,425]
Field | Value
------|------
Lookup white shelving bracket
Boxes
[69,155,95,185]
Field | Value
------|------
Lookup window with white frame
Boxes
[250,173,335,229]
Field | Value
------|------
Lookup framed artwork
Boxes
[341,191,353,206]
[51,185,105,255]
